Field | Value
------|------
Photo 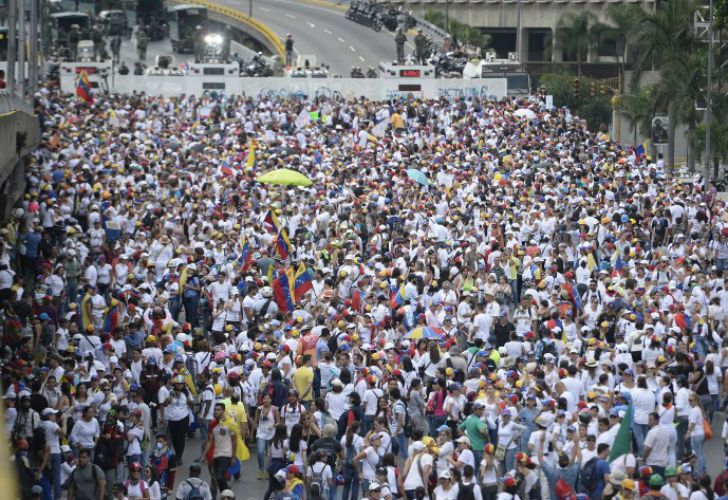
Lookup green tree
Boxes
[424,10,491,53]
[620,85,659,150]
[629,0,698,168]
[716,0,728,29]
[554,11,599,75]
[630,0,697,90]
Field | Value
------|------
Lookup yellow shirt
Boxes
[220,399,248,435]
[292,366,314,401]
[391,113,405,130]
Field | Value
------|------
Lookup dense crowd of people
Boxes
[3,84,728,500]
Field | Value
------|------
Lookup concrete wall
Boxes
[394,0,655,64]
[0,93,40,220]
[59,68,509,99]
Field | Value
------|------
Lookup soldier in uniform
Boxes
[110,35,122,64]
[395,28,406,64]
[68,24,82,61]
[285,33,294,67]
[136,25,148,61]
[91,23,104,61]
[414,28,427,64]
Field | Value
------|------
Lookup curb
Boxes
[300,0,348,11]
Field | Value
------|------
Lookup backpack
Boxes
[343,439,357,471]
[327,331,343,354]
[579,457,599,492]
[309,462,328,497]
[72,464,100,495]
[540,340,557,362]
[393,400,411,437]
[184,479,205,500]
[319,411,337,432]
[457,482,476,500]
[337,409,353,437]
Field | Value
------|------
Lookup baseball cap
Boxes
[220,490,235,499]
[436,424,450,433]
[41,408,59,417]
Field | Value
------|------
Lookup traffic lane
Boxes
[248,0,401,71]
[261,0,401,57]
[248,7,363,72]
[169,437,269,500]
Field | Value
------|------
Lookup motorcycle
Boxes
[433,51,468,77]
[241,54,273,77]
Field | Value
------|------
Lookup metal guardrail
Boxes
[412,14,449,42]
[0,92,35,116]
[168,0,285,58]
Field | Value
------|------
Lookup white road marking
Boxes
[285,13,297,18]
[358,56,365,62]
[323,29,332,34]
[338,37,345,43]
[267,0,346,17]
[258,6,270,11]
[349,45,356,52]
[306,21,315,28]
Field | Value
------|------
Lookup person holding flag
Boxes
[76,69,94,104]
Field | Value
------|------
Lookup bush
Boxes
[540,73,613,129]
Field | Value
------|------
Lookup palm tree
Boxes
[629,0,698,168]
[629,0,697,90]
[594,4,649,90]
[621,85,659,153]
[554,11,599,75]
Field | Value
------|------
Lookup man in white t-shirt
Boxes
[41,408,66,500]
[644,412,671,474]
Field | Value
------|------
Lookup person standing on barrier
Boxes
[395,28,406,64]
[414,29,427,64]
[285,34,295,67]
[136,26,148,61]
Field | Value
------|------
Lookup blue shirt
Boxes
[541,461,580,500]
[590,458,610,499]
[182,276,200,299]
[23,232,42,258]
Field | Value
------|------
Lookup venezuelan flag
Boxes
[275,229,291,260]
[76,69,94,104]
[294,263,314,300]
[273,268,296,313]
[635,140,649,158]
[389,284,406,309]
[238,239,253,272]
[264,210,281,234]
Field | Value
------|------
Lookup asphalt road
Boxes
[168,436,270,500]
[234,0,409,74]
[167,416,728,500]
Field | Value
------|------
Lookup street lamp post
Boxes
[249,0,253,18]
[29,0,38,98]
[7,0,17,94]
[18,0,26,98]
[705,0,713,181]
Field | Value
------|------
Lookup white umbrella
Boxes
[513,108,537,120]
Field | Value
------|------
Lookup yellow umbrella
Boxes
[256,168,313,187]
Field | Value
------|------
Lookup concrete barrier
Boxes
[58,67,508,99]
